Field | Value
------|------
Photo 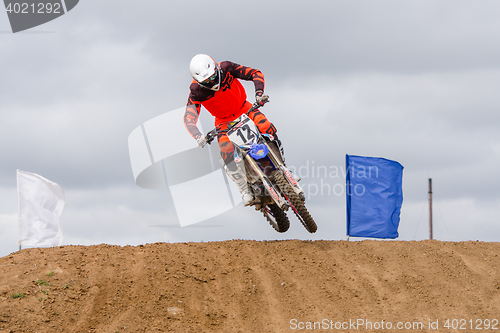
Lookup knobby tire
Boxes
[262,203,290,233]
[272,172,317,233]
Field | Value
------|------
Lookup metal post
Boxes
[429,178,433,240]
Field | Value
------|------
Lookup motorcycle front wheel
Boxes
[272,172,317,233]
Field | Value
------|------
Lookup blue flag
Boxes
[346,155,404,239]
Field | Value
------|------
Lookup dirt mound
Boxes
[1,240,499,332]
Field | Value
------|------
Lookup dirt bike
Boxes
[205,98,317,233]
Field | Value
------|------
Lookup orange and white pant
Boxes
[216,102,276,170]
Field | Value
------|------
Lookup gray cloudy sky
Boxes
[1,0,500,257]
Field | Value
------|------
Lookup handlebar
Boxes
[204,97,269,145]
[205,128,218,145]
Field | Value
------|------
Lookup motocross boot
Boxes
[274,136,286,163]
[224,162,254,206]
[273,135,301,182]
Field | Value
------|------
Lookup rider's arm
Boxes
[223,61,265,96]
[184,97,202,140]
[184,81,215,140]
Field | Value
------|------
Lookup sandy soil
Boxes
[1,239,499,332]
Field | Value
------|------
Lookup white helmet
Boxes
[189,54,221,91]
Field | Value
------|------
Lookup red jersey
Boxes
[183,61,265,139]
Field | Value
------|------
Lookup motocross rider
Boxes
[183,54,278,206]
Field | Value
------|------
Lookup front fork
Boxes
[263,141,305,200]
[244,154,288,210]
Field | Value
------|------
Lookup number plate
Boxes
[227,115,259,146]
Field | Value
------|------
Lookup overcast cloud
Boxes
[1,0,500,257]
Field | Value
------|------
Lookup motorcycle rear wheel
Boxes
[261,203,290,233]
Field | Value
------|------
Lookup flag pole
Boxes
[429,178,433,240]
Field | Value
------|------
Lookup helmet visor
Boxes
[199,70,219,89]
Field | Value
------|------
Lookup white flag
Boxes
[17,170,65,247]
